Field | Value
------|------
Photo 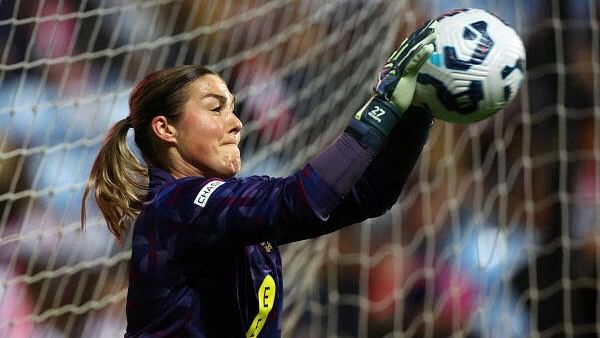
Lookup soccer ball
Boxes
[415,8,526,124]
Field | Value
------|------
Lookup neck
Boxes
[165,148,204,179]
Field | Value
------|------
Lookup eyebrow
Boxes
[203,93,235,108]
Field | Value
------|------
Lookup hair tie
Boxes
[124,116,132,129]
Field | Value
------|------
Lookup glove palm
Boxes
[348,19,438,150]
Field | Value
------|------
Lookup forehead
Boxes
[188,74,233,101]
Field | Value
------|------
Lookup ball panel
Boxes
[415,8,526,124]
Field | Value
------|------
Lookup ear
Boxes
[151,116,177,144]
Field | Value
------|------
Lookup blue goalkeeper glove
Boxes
[348,19,438,150]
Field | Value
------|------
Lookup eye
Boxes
[211,106,222,113]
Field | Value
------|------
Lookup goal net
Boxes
[0,0,597,337]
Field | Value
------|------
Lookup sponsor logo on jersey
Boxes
[193,180,225,207]
[246,274,276,338]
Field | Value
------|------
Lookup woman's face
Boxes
[173,74,242,178]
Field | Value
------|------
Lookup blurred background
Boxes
[0,0,598,337]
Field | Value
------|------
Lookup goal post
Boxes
[1,1,598,337]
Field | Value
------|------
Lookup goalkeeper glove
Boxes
[348,19,438,150]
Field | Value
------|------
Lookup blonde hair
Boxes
[81,118,147,242]
[81,65,217,241]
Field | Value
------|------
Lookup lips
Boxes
[220,138,239,146]
[220,142,239,147]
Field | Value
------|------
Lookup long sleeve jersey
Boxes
[124,109,432,338]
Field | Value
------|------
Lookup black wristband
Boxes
[345,96,403,150]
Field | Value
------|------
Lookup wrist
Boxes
[345,96,403,150]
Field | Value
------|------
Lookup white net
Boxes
[0,0,598,337]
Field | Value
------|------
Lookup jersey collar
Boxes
[148,166,176,190]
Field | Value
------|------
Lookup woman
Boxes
[82,20,437,338]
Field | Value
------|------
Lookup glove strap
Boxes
[345,96,403,150]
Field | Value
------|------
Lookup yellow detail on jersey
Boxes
[246,274,276,338]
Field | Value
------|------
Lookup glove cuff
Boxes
[345,96,403,150]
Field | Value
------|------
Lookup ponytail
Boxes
[81,117,148,242]
[82,65,217,242]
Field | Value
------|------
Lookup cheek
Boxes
[200,126,229,160]
[194,131,222,157]
[179,122,219,156]
[186,119,222,143]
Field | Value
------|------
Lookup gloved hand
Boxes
[375,19,438,111]
[347,19,438,150]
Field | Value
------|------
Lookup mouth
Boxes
[221,138,240,147]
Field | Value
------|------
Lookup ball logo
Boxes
[445,20,494,71]
[417,20,494,115]
[193,180,225,208]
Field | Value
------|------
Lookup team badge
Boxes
[260,241,273,253]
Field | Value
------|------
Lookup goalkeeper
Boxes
[82,20,438,338]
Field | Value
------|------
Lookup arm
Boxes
[277,106,432,243]
[172,21,438,251]
[329,106,433,226]
[175,105,432,249]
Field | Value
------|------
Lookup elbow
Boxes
[355,192,399,219]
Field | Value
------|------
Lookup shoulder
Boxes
[149,175,274,216]
[152,176,224,209]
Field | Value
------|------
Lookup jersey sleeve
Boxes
[334,107,433,221]
[277,106,433,243]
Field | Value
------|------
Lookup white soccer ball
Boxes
[415,8,526,124]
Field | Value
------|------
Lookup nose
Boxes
[228,111,243,135]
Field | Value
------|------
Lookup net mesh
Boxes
[0,0,598,337]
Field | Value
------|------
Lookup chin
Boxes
[214,153,241,178]
[218,165,241,179]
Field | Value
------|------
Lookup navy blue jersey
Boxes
[125,165,344,337]
[124,111,431,337]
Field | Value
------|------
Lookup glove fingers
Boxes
[390,20,438,64]
[396,41,435,76]
[407,19,438,48]
[404,43,435,75]
[373,19,439,106]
